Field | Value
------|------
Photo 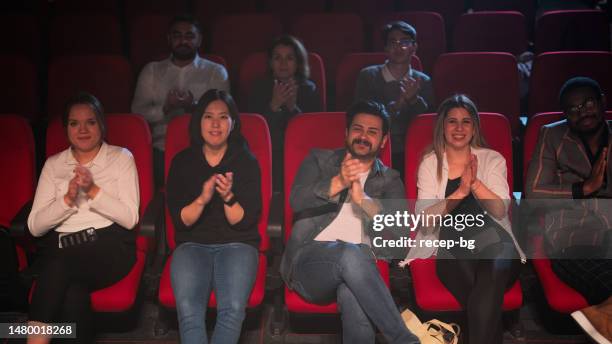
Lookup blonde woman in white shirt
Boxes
[409,94,524,344]
[27,92,139,344]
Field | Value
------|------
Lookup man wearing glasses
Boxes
[526,77,612,344]
[355,21,433,174]
[131,15,229,186]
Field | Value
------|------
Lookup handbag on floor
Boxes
[401,309,460,344]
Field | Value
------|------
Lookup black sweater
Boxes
[166,144,262,248]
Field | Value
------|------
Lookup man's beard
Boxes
[172,46,196,61]
[347,138,379,160]
[570,115,605,138]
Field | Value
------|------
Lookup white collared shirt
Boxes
[381,63,412,83]
[28,142,140,237]
[131,54,229,150]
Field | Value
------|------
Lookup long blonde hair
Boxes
[430,94,488,181]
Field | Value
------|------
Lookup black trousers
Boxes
[552,258,612,305]
[436,242,521,344]
[29,223,135,343]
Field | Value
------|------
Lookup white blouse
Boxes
[402,147,526,264]
[28,142,140,237]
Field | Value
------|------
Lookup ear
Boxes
[380,134,389,149]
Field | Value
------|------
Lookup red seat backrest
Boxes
[404,113,513,201]
[164,113,272,252]
[535,10,610,54]
[290,13,364,80]
[331,0,394,14]
[0,114,35,228]
[0,14,40,59]
[283,112,392,241]
[239,52,327,111]
[47,55,134,119]
[49,14,123,57]
[453,11,527,55]
[0,55,39,121]
[433,52,521,135]
[335,52,422,111]
[45,114,154,252]
[397,0,465,36]
[371,11,446,74]
[210,14,283,81]
[527,51,612,117]
[124,0,187,20]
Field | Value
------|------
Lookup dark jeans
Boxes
[437,242,521,344]
[291,241,419,344]
[29,223,135,343]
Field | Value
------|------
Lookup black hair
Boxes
[346,100,390,135]
[189,89,246,149]
[559,76,604,108]
[382,21,417,46]
[267,34,310,81]
[62,91,106,139]
[169,14,202,34]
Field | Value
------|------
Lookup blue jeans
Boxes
[291,241,419,344]
[170,242,258,344]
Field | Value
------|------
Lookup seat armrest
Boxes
[140,191,164,237]
[266,191,283,239]
[9,201,32,237]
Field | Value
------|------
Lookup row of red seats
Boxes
[2,9,609,76]
[2,109,597,329]
[4,50,612,137]
[3,0,539,24]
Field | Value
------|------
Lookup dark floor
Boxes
[1,254,595,344]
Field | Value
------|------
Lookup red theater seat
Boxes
[527,51,612,117]
[47,55,134,119]
[49,14,123,57]
[0,114,35,271]
[0,14,41,59]
[210,14,283,80]
[0,55,39,121]
[158,113,272,309]
[290,13,364,80]
[433,52,521,136]
[44,114,154,312]
[535,10,610,54]
[397,0,465,36]
[453,11,527,55]
[239,52,326,111]
[124,0,187,20]
[335,53,422,111]
[283,112,391,314]
[404,113,522,311]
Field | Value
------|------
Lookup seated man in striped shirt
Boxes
[526,76,611,344]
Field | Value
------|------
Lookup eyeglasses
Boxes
[566,97,598,117]
[388,39,416,49]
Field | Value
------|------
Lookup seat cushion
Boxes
[410,257,522,311]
